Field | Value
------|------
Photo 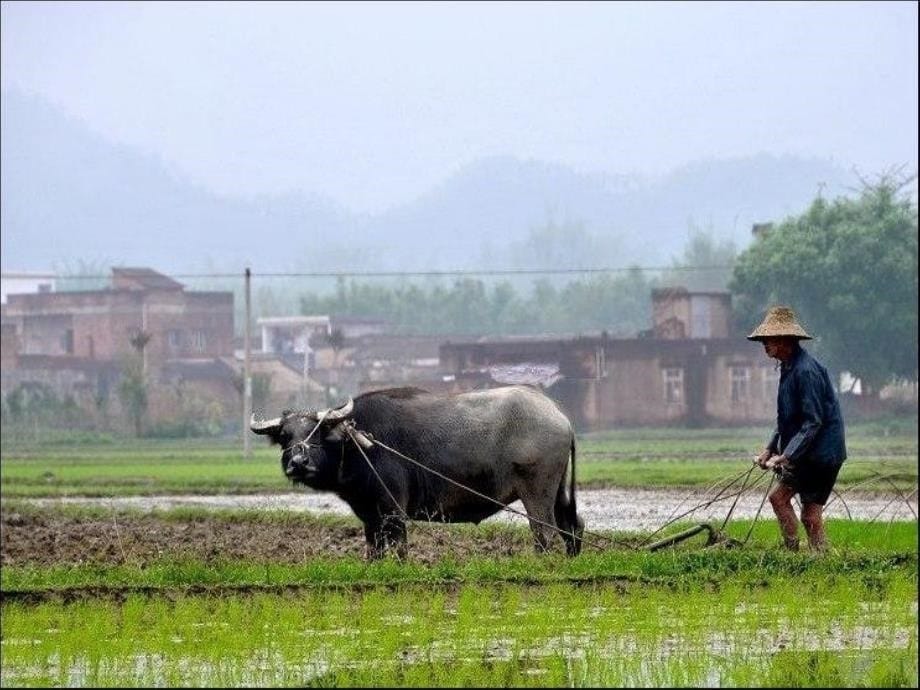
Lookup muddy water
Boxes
[21,486,918,532]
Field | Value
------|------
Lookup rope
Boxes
[823,473,885,511]
[374,431,766,552]
[719,464,757,533]
[281,412,919,557]
[343,425,906,555]
[281,409,329,455]
[828,488,853,520]
[868,470,917,520]
[346,429,409,520]
[636,467,752,547]
[742,473,775,546]
[369,437,616,552]
[660,471,740,532]
[345,428,483,559]
[867,492,903,525]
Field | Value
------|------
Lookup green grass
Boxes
[3,573,916,687]
[0,445,286,496]
[2,518,915,593]
[2,506,915,688]
[1,421,916,497]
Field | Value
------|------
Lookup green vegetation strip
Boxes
[3,575,916,687]
[3,520,915,595]
[2,421,916,497]
[2,507,915,687]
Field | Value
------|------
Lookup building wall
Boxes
[145,292,234,363]
[5,288,234,366]
[7,290,144,360]
[652,289,731,339]
[0,324,19,368]
[598,355,688,425]
[705,353,777,422]
[440,336,776,429]
[146,377,238,430]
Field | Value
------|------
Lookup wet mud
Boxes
[3,487,915,568]
[0,508,535,568]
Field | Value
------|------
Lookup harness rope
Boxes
[719,464,757,533]
[281,409,330,457]
[343,426,774,553]
[345,429,486,559]
[293,417,911,554]
[364,433,617,552]
[636,467,753,547]
[742,473,775,546]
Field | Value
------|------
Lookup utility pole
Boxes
[141,300,148,377]
[302,333,311,409]
[243,268,252,458]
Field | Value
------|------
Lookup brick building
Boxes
[1,268,236,431]
[439,289,776,429]
[2,268,233,366]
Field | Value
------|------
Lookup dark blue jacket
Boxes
[767,346,847,465]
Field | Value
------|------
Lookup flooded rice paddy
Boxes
[20,486,918,532]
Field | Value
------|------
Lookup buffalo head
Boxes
[250,398,354,489]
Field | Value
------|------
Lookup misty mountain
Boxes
[1,90,353,274]
[2,89,857,277]
[375,153,858,272]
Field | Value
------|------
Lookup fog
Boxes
[2,1,916,215]
[0,1,915,459]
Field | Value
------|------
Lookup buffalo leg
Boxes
[554,484,584,556]
[519,492,559,554]
[364,515,408,560]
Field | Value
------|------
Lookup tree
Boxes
[661,225,737,292]
[118,353,148,437]
[54,258,111,292]
[730,170,918,394]
[328,327,347,367]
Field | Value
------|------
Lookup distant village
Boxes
[0,265,911,436]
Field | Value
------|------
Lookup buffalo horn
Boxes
[319,397,354,422]
[250,414,282,434]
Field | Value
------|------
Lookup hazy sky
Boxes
[2,1,917,213]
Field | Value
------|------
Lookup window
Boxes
[762,363,780,399]
[690,295,712,338]
[662,367,683,404]
[168,329,183,351]
[61,329,74,355]
[190,330,207,353]
[731,366,750,402]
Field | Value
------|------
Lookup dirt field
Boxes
[3,487,915,568]
[0,508,543,567]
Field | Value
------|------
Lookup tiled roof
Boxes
[112,267,184,291]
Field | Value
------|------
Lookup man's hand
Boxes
[754,449,773,469]
[765,454,789,471]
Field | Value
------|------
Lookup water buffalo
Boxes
[251,385,584,559]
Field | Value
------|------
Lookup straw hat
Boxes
[746,306,812,341]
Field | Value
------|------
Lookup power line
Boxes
[4,265,735,281]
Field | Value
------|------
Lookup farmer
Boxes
[748,306,847,552]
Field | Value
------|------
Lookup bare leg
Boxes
[800,503,827,552]
[768,482,800,551]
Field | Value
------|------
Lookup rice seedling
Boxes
[3,572,916,687]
